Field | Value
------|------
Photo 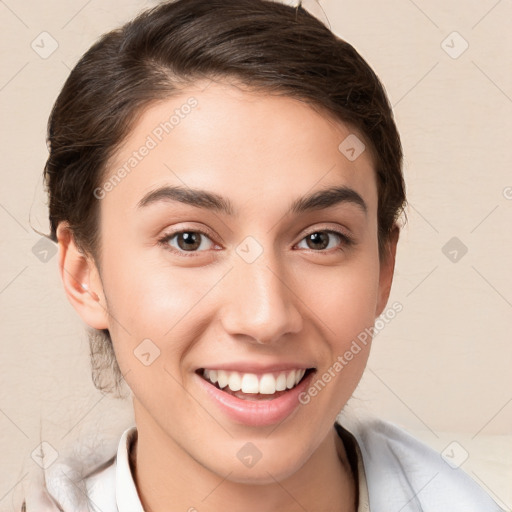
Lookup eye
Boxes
[296,230,353,252]
[158,229,217,254]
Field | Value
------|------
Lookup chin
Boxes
[207,447,308,486]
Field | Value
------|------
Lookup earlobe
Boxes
[56,223,109,330]
[375,224,400,318]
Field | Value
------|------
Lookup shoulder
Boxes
[19,457,116,512]
[83,456,117,512]
[337,415,506,512]
[19,427,131,512]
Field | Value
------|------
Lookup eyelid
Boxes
[297,224,355,244]
[158,222,220,242]
[295,232,354,254]
[157,225,221,256]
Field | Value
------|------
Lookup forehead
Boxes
[101,81,378,218]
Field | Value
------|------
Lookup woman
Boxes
[21,0,505,510]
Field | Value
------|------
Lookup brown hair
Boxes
[44,0,406,397]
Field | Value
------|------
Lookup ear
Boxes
[375,224,400,318]
[56,222,109,330]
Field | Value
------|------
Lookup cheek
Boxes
[308,264,379,403]
[305,254,381,338]
[101,243,204,327]
[100,248,223,366]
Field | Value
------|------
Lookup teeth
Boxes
[228,372,242,391]
[217,370,229,389]
[259,373,277,394]
[275,373,287,391]
[286,371,296,389]
[241,373,259,393]
[202,368,307,395]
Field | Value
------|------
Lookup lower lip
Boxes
[195,370,315,427]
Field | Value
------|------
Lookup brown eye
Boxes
[176,232,202,251]
[296,230,350,251]
[305,232,330,250]
[160,230,216,253]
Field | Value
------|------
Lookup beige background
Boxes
[1,0,511,509]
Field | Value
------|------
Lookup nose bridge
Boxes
[220,246,302,344]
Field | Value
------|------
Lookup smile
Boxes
[201,368,310,396]
[195,365,317,426]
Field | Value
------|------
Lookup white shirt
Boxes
[21,417,505,511]
[85,425,370,512]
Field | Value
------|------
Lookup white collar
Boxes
[101,418,503,512]
[110,424,367,512]
[115,426,144,512]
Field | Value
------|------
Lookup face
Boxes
[62,80,397,483]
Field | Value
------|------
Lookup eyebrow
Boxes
[137,185,367,217]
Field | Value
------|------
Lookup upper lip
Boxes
[196,362,316,375]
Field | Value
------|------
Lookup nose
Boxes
[219,252,303,345]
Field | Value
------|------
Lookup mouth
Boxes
[196,367,316,401]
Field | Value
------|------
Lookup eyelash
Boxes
[297,229,355,253]
[157,227,355,256]
[158,228,219,257]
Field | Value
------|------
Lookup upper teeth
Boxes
[202,368,307,394]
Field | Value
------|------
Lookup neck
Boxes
[131,414,356,512]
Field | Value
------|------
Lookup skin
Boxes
[57,80,399,512]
